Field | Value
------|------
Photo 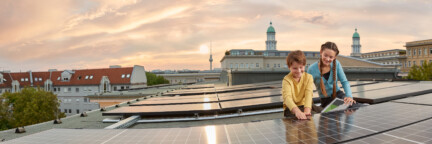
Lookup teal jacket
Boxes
[307,60,352,98]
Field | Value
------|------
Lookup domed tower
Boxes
[351,28,362,58]
[266,22,277,51]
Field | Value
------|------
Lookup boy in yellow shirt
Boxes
[282,50,315,119]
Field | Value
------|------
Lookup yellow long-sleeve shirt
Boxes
[282,72,314,111]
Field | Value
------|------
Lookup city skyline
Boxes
[1,0,431,72]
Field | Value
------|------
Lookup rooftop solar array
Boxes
[8,100,432,144]
[130,89,282,106]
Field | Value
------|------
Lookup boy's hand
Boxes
[293,107,307,120]
[304,107,312,116]
[344,97,356,106]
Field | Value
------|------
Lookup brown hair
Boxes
[319,42,339,99]
[286,50,306,67]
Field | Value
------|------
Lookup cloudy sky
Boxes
[0,0,431,72]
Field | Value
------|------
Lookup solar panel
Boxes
[103,103,221,117]
[216,88,281,97]
[348,118,432,144]
[352,82,432,104]
[392,93,432,106]
[218,92,280,101]
[320,102,432,143]
[162,86,252,96]
[220,96,282,112]
[349,82,414,94]
[130,97,219,106]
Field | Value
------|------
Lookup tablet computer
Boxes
[322,98,349,113]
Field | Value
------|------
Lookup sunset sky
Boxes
[1,0,431,72]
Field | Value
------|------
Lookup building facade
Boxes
[0,65,147,116]
[221,50,321,70]
[402,39,432,72]
[351,28,362,58]
[158,73,220,84]
[361,49,407,68]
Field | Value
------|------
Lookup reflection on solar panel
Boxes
[393,93,432,106]
[7,102,432,144]
[103,103,221,117]
[352,82,432,104]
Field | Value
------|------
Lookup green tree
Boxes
[0,97,13,130]
[407,61,432,81]
[146,72,169,86]
[1,87,61,129]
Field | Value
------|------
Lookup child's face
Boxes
[289,61,305,78]
[320,49,336,66]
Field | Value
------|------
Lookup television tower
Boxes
[209,42,213,71]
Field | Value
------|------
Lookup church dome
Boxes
[267,22,275,33]
[353,28,360,38]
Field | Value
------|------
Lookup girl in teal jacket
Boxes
[307,42,357,108]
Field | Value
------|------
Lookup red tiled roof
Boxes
[0,67,134,88]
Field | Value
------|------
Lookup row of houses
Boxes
[0,65,147,116]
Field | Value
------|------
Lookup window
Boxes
[408,61,411,67]
[121,74,125,78]
[69,109,71,113]
[267,64,269,68]
[414,49,416,56]
[89,75,93,79]
[39,78,42,81]
[68,88,71,92]
[77,109,80,114]
[84,98,88,102]
[54,88,57,92]
[278,64,280,68]
[420,60,424,66]
[85,76,89,79]
[240,63,243,68]
[76,88,79,92]
[256,63,259,67]
[126,74,130,78]
[21,78,24,82]
[236,64,238,68]
[413,61,416,66]
[64,109,67,113]
[430,48,432,54]
[35,78,38,82]
[113,86,117,91]
[57,77,60,80]
[419,48,422,55]
[274,64,276,68]
[76,99,79,102]
[126,86,129,89]
[230,64,233,68]
[121,86,124,90]
[425,48,428,55]
[245,64,248,68]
